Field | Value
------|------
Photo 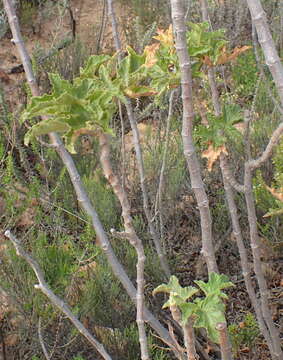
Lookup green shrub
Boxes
[228,312,260,355]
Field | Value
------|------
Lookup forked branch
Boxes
[99,133,150,360]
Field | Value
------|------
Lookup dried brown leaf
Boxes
[202,144,228,171]
[265,185,283,202]
[153,25,174,47]
[217,45,251,65]
[144,43,160,68]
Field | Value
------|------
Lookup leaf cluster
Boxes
[195,104,243,148]
[22,22,249,153]
[153,273,234,343]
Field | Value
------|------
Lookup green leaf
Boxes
[193,294,226,343]
[195,272,234,299]
[117,46,146,87]
[187,21,228,66]
[195,104,243,148]
[126,46,146,73]
[118,56,131,87]
[153,276,198,306]
[80,54,111,78]
[223,104,243,125]
[21,93,57,122]
[179,302,198,325]
[24,119,70,145]
[49,73,72,97]
[124,85,157,98]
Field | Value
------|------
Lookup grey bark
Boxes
[246,0,283,106]
[170,0,218,274]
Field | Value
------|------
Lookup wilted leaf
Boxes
[153,24,174,47]
[202,144,228,171]
[263,208,283,218]
[217,46,252,65]
[5,334,19,347]
[264,185,283,202]
[78,261,97,274]
[144,43,160,68]
[202,55,213,67]
[17,206,37,227]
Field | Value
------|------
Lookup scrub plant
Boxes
[228,312,260,356]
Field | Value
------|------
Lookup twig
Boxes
[155,89,177,244]
[38,318,51,360]
[248,122,283,170]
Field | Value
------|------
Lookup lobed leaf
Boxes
[194,272,234,299]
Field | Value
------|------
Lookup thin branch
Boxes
[243,165,282,360]
[220,154,245,193]
[248,121,283,170]
[220,158,273,350]
[251,24,283,116]
[155,89,177,244]
[4,230,113,360]
[38,318,51,360]
[99,133,150,360]
[107,0,171,279]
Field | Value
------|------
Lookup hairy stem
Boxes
[170,305,198,360]
[244,165,282,360]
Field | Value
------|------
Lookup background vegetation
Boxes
[0,0,282,359]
